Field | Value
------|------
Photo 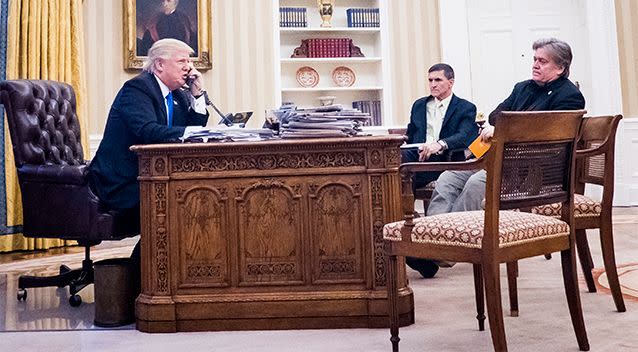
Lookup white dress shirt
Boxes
[153,74,207,118]
[425,94,452,143]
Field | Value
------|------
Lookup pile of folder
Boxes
[279,104,371,138]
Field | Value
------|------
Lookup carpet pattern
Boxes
[594,262,638,302]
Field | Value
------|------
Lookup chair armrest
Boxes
[400,157,486,174]
[443,147,471,161]
[18,164,88,185]
[576,146,604,158]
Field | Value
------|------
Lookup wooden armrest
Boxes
[576,146,605,158]
[399,157,486,174]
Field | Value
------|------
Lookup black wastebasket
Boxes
[93,258,137,327]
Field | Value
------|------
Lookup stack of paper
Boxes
[180,127,274,143]
[279,104,371,139]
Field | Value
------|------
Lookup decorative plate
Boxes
[296,66,320,88]
[332,66,356,87]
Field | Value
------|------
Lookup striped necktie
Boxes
[165,92,174,127]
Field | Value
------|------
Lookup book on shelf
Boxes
[346,8,380,28]
[280,7,307,27]
[306,38,351,58]
[352,100,382,126]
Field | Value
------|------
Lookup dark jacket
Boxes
[88,72,208,210]
[405,94,478,159]
[488,76,585,124]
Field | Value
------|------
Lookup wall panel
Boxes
[615,0,638,118]
[386,0,440,127]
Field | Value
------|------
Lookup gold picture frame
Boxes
[123,0,212,70]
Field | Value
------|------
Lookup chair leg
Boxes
[506,262,519,317]
[560,249,590,351]
[472,264,485,331]
[598,221,626,312]
[482,261,508,352]
[386,254,400,352]
[575,229,596,292]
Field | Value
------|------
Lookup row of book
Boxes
[280,7,307,27]
[277,104,371,138]
[346,8,380,28]
[305,38,352,58]
[279,7,380,28]
[352,100,382,126]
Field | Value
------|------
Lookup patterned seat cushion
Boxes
[383,210,569,249]
[531,194,601,219]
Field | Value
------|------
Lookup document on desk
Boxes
[399,143,423,150]
[180,127,274,143]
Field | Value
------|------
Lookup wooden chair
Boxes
[507,115,625,314]
[384,110,589,352]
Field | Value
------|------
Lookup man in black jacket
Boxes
[409,38,585,278]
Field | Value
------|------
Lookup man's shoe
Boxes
[405,257,439,278]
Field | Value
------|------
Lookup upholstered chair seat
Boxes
[531,194,601,219]
[384,211,569,248]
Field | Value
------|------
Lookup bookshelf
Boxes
[274,0,390,126]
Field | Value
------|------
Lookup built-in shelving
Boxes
[274,0,390,125]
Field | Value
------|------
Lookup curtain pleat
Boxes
[1,0,87,252]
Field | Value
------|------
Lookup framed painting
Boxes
[123,0,212,70]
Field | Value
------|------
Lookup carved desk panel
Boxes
[132,136,414,332]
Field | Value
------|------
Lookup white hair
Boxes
[142,38,194,73]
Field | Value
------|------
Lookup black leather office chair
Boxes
[0,80,138,306]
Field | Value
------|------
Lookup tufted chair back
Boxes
[2,80,84,167]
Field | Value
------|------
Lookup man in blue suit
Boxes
[89,39,209,290]
[402,63,478,189]
[88,38,209,226]
[402,63,479,278]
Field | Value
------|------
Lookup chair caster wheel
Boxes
[17,289,27,301]
[69,294,82,307]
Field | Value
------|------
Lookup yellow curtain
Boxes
[1,0,87,252]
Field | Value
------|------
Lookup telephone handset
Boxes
[183,71,234,126]
[185,75,196,87]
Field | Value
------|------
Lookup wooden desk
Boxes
[132,136,414,332]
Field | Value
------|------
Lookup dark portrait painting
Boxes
[136,0,199,56]
[124,0,212,70]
